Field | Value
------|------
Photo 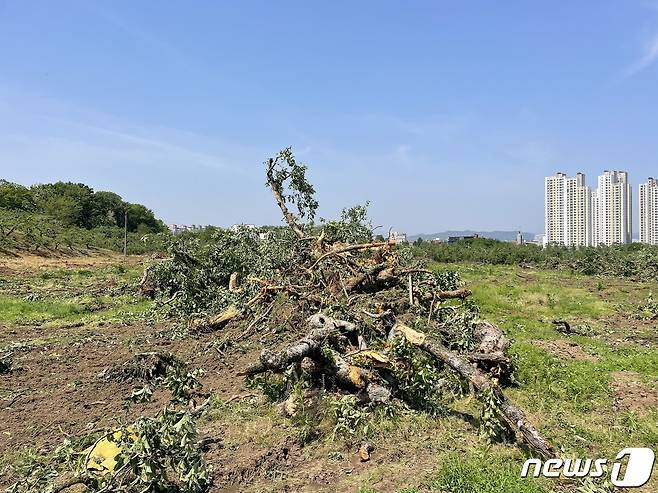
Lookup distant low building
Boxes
[447,234,479,243]
[389,231,408,244]
[168,224,208,235]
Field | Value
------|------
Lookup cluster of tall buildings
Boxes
[544,171,658,247]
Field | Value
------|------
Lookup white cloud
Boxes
[37,115,239,172]
[625,31,658,78]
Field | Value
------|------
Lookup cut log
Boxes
[229,272,239,292]
[138,266,156,298]
[437,288,472,300]
[327,349,371,389]
[466,352,512,367]
[238,326,334,376]
[421,288,472,302]
[474,321,510,354]
[342,263,389,293]
[191,306,240,332]
[238,313,357,376]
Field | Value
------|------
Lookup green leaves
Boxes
[320,202,373,244]
[266,147,319,223]
[150,225,308,317]
[478,387,510,444]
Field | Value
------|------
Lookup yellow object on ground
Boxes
[83,427,136,473]
[393,323,426,346]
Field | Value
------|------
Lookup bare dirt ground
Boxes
[0,252,144,274]
[0,316,263,487]
[0,315,444,492]
[610,371,658,413]
[531,340,598,362]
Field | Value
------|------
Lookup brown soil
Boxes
[0,312,439,492]
[610,371,658,412]
[597,315,658,349]
[0,317,260,488]
[532,339,598,361]
[0,253,144,276]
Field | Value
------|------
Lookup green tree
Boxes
[125,203,166,233]
[31,182,94,227]
[90,191,124,227]
[0,180,35,211]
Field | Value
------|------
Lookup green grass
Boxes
[0,295,88,323]
[37,268,94,280]
[0,258,152,329]
[429,456,549,493]
[354,455,549,493]
[0,294,152,326]
[422,263,658,490]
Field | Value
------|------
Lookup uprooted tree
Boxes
[147,147,557,460]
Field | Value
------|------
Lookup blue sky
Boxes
[1,1,658,234]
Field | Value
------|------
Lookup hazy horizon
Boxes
[2,1,658,234]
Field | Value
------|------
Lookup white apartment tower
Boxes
[593,170,632,246]
[545,173,566,245]
[639,178,658,244]
[544,172,592,246]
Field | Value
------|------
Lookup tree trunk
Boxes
[419,338,556,458]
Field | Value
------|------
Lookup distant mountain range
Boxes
[408,230,537,242]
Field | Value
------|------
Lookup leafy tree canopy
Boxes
[0,179,165,233]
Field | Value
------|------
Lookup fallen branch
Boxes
[420,288,472,302]
[307,240,394,271]
[238,314,349,376]
[392,324,556,459]
[191,306,240,332]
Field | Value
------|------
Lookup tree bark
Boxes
[419,337,556,458]
[474,321,510,354]
[238,314,356,376]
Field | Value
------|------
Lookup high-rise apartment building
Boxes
[544,170,633,247]
[639,178,658,244]
[593,170,632,246]
[544,172,592,246]
[545,173,566,245]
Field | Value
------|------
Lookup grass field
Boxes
[0,255,656,492]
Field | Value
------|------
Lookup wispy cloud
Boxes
[38,115,239,172]
[0,92,255,179]
[624,31,658,78]
[81,3,193,68]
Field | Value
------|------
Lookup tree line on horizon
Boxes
[0,179,165,233]
[414,236,658,280]
[0,179,168,254]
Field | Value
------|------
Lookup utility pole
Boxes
[123,209,128,256]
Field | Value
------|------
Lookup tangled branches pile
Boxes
[145,148,556,459]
